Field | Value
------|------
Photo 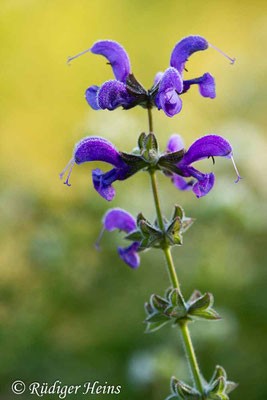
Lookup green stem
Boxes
[180,322,204,395]
[149,170,164,231]
[163,246,180,292]
[147,109,204,395]
[147,107,154,133]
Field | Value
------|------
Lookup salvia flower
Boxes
[95,208,140,268]
[60,133,241,200]
[59,136,145,201]
[67,36,235,117]
[165,134,242,198]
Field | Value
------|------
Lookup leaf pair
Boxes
[144,288,221,333]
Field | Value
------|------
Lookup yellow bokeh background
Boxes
[0,0,267,399]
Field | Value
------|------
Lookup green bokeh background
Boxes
[0,0,267,399]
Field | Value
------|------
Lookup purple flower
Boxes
[68,40,136,111]
[155,67,183,117]
[67,36,235,117]
[59,136,144,201]
[165,134,242,198]
[95,208,140,269]
[154,36,235,117]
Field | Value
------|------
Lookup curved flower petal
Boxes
[198,73,216,98]
[97,80,134,110]
[192,172,215,198]
[172,175,194,191]
[183,73,216,99]
[167,134,185,152]
[181,135,232,166]
[154,71,164,85]
[170,35,209,75]
[103,208,136,233]
[168,135,240,198]
[156,67,183,117]
[60,136,130,190]
[92,161,133,201]
[85,85,101,110]
[118,242,140,268]
[74,136,124,167]
[91,40,131,83]
[92,168,117,201]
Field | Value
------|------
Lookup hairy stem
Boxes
[147,107,154,133]
[147,109,204,395]
[149,170,180,291]
[179,321,204,395]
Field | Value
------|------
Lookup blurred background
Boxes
[0,0,267,398]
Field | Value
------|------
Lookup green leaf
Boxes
[164,286,173,299]
[166,217,183,246]
[210,365,227,384]
[209,377,226,395]
[158,161,184,175]
[124,230,143,241]
[169,289,186,309]
[182,217,195,233]
[172,204,184,220]
[159,149,185,164]
[138,132,146,150]
[225,381,238,394]
[151,294,169,311]
[169,306,188,319]
[145,320,170,333]
[170,376,179,395]
[139,237,149,248]
[119,151,144,165]
[172,231,183,245]
[139,220,161,237]
[139,234,161,249]
[144,132,158,151]
[167,216,182,235]
[189,293,213,312]
[207,394,229,400]
[189,308,221,320]
[188,290,202,305]
[169,288,179,306]
[136,212,148,226]
[145,313,170,323]
[144,301,153,316]
[176,380,201,399]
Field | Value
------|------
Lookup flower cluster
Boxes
[60,133,241,200]
[167,367,237,400]
[94,204,195,269]
[68,35,235,117]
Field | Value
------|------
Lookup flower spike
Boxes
[209,43,236,65]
